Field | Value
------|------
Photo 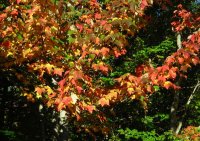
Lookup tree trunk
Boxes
[170,32,182,134]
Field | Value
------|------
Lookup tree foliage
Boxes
[0,0,200,138]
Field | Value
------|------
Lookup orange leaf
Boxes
[180,64,191,72]
[103,24,112,31]
[62,96,72,105]
[99,64,109,72]
[57,103,64,111]
[169,69,177,79]
[0,13,7,21]
[178,57,184,64]
[99,98,109,107]
[85,105,95,114]
[95,37,100,44]
[146,85,153,93]
[192,57,199,65]
[164,81,172,89]
[54,68,64,76]
[101,47,110,56]
[35,87,45,95]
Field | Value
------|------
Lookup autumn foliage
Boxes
[0,0,199,129]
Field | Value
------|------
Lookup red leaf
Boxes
[11,9,18,16]
[162,65,169,72]
[183,52,190,59]
[135,65,144,77]
[95,13,101,19]
[158,75,166,83]
[16,0,21,4]
[58,79,66,89]
[76,86,83,94]
[100,20,107,26]
[192,57,199,65]
[76,23,83,32]
[2,41,11,48]
[85,19,91,24]
[140,0,148,10]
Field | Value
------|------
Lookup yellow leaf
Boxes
[7,52,13,57]
[44,63,54,73]
[45,86,54,95]
[23,48,32,58]
[127,87,134,95]
[75,49,80,56]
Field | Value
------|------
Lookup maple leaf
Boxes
[162,65,169,72]
[103,24,112,31]
[85,105,95,114]
[183,52,190,59]
[178,57,184,64]
[35,87,45,95]
[169,69,177,79]
[2,41,11,48]
[95,37,100,44]
[44,63,54,74]
[0,13,7,21]
[46,86,54,95]
[99,98,109,107]
[16,0,21,4]
[57,103,64,111]
[54,68,64,76]
[127,87,134,95]
[76,86,83,94]
[101,47,110,56]
[180,64,191,72]
[140,0,148,10]
[163,81,172,89]
[62,96,72,106]
[146,85,153,93]
[76,23,83,32]
[58,79,66,89]
[11,9,18,16]
[71,93,78,104]
[100,20,107,26]
[95,13,101,19]
[192,57,199,65]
